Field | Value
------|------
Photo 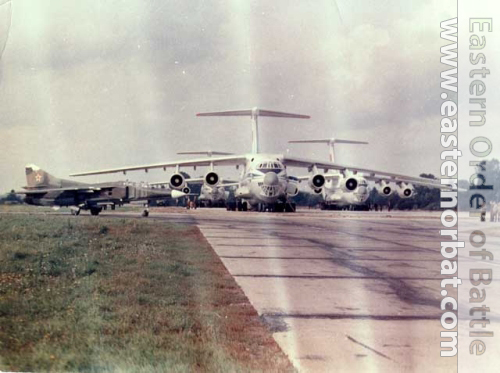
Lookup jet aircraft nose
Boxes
[263,172,279,186]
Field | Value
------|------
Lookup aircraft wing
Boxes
[70,155,248,177]
[294,174,341,183]
[282,156,446,188]
[150,178,205,186]
[220,182,240,188]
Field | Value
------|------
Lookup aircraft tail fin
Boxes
[25,164,62,188]
[197,107,310,153]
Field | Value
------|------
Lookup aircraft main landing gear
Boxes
[90,207,102,216]
[237,201,248,211]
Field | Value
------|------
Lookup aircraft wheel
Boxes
[90,207,101,216]
[142,210,149,217]
[242,202,248,212]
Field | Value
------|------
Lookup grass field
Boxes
[0,213,294,372]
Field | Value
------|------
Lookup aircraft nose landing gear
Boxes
[70,207,81,216]
[142,202,150,217]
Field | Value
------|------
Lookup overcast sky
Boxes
[0,0,476,191]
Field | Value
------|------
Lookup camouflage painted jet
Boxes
[21,165,185,216]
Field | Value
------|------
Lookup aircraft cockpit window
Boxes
[256,161,284,174]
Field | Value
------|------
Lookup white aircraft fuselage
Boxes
[234,154,289,206]
[199,184,228,202]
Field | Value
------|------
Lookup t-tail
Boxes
[288,137,368,163]
[197,107,310,154]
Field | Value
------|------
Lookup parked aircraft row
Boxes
[57,107,449,214]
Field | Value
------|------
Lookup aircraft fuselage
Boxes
[234,154,289,207]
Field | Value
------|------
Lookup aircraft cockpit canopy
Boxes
[256,161,284,174]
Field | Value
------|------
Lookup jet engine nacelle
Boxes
[286,182,299,197]
[340,177,361,192]
[374,181,394,197]
[396,183,414,198]
[182,186,191,195]
[204,171,220,186]
[308,174,326,190]
[170,173,186,189]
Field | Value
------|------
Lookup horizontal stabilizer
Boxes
[197,108,310,119]
[288,138,368,163]
[335,139,368,145]
[177,151,233,156]
[289,139,368,145]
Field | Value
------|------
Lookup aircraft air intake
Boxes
[396,183,414,198]
[170,173,185,189]
[309,174,326,189]
[375,181,394,197]
[344,177,358,191]
[205,171,219,186]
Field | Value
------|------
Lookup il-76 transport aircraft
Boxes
[21,165,185,216]
[289,137,372,209]
[71,108,449,212]
[150,151,239,207]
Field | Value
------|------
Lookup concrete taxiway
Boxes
[98,208,462,372]
[40,208,500,372]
